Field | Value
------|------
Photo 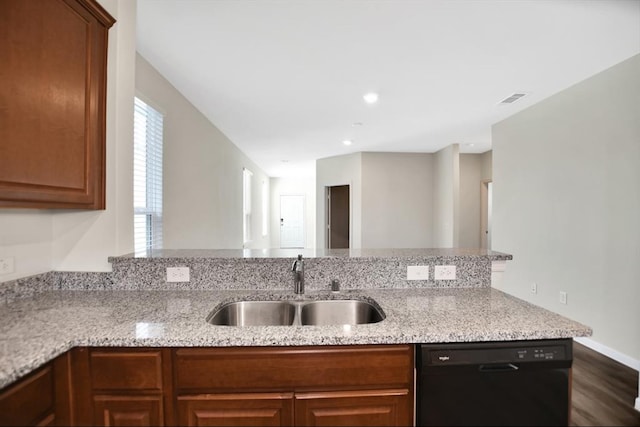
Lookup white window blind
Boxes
[243,168,253,244]
[134,97,163,253]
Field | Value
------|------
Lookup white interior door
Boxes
[280,195,305,248]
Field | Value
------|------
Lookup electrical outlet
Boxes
[407,265,429,280]
[167,267,190,282]
[0,256,15,275]
[531,282,537,294]
[434,265,456,280]
[559,291,567,305]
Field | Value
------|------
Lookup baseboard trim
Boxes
[573,337,640,371]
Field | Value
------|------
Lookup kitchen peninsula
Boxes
[0,249,591,426]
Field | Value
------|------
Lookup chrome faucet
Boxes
[292,254,304,294]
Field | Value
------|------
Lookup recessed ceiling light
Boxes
[352,122,363,127]
[342,139,353,146]
[363,92,379,104]
[466,143,475,147]
[281,160,289,163]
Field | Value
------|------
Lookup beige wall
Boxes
[493,54,640,364]
[1,0,136,280]
[480,150,492,181]
[361,153,434,248]
[270,176,316,249]
[459,154,483,248]
[136,54,270,250]
[432,144,460,247]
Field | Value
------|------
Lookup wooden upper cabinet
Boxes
[0,0,115,209]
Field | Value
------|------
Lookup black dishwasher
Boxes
[416,339,572,426]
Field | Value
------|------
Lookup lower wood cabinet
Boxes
[0,366,54,426]
[0,344,414,426]
[173,345,414,427]
[0,353,71,427]
[73,348,173,427]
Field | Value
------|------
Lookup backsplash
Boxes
[1,249,511,302]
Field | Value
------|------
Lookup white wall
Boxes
[1,0,136,280]
[316,153,362,249]
[459,154,483,248]
[269,177,316,249]
[493,54,640,364]
[361,152,434,248]
[136,54,270,250]
[432,144,460,247]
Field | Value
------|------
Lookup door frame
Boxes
[325,185,350,249]
[480,180,492,250]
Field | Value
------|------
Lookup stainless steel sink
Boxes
[300,300,385,326]
[207,301,296,326]
[207,298,385,327]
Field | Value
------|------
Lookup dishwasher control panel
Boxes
[422,339,572,366]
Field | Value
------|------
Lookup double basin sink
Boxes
[207,298,385,327]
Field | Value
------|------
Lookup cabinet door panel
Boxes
[93,395,163,427]
[177,393,294,427]
[295,389,412,427]
[0,365,54,426]
[0,0,114,209]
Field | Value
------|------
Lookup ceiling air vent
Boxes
[499,93,527,104]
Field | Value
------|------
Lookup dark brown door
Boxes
[328,185,349,249]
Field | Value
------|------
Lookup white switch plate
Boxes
[434,265,456,280]
[407,265,429,280]
[0,256,15,275]
[531,282,537,294]
[167,266,190,282]
[559,291,567,305]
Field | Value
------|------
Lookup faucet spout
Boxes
[292,254,304,294]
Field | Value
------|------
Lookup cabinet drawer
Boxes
[295,388,412,427]
[93,395,163,426]
[0,365,54,426]
[90,350,163,391]
[175,345,413,392]
[177,392,294,426]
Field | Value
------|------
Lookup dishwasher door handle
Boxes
[478,363,519,372]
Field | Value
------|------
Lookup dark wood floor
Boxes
[571,342,640,426]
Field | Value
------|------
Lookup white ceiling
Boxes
[137,0,640,177]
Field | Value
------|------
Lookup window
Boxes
[243,168,253,244]
[261,179,269,237]
[134,97,163,253]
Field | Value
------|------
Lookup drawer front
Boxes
[90,350,163,392]
[93,395,163,426]
[177,392,294,426]
[175,345,413,392]
[0,365,54,426]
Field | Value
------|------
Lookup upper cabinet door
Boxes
[0,0,115,209]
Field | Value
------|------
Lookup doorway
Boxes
[280,195,305,248]
[480,180,493,249]
[327,185,349,249]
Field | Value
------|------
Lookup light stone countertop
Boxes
[0,287,591,389]
[110,247,514,261]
